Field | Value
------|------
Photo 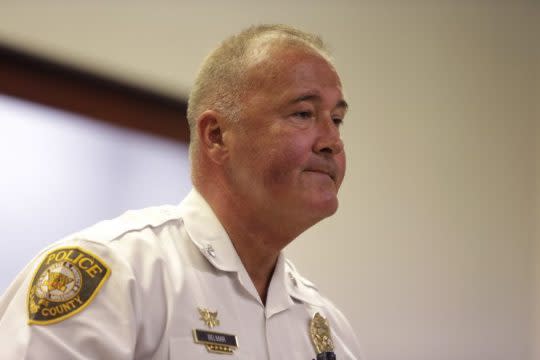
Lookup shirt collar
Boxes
[178,189,243,273]
[284,258,324,307]
[265,253,295,316]
[178,188,323,307]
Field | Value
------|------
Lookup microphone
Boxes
[315,352,337,360]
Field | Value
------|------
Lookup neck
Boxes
[196,183,299,304]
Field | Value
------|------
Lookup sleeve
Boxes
[0,239,140,359]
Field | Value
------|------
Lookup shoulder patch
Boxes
[27,246,111,325]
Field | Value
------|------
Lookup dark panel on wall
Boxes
[0,43,189,143]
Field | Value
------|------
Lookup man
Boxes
[0,24,362,359]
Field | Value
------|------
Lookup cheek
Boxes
[262,139,311,186]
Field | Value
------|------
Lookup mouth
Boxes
[304,168,336,182]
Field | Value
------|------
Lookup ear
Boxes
[196,110,229,164]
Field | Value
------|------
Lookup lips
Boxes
[304,162,337,182]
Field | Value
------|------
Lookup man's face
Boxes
[224,47,347,228]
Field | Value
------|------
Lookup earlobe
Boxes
[197,110,228,164]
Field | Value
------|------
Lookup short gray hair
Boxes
[186,24,333,160]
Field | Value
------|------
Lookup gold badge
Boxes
[198,307,220,328]
[27,246,111,325]
[193,307,238,354]
[310,312,335,354]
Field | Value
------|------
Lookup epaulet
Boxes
[75,205,181,244]
[285,258,319,290]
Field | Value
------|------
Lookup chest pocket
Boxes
[169,337,245,360]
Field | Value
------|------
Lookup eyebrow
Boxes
[289,93,349,112]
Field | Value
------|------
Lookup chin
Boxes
[308,195,339,220]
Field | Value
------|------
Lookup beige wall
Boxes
[534,18,540,359]
[532,107,540,359]
[0,2,537,360]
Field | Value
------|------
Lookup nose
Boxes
[313,116,344,155]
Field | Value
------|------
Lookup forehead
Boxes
[245,46,343,96]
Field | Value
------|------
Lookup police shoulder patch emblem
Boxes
[27,246,111,325]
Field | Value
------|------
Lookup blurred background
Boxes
[0,1,538,359]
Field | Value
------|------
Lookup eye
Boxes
[292,111,314,120]
[332,117,344,127]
